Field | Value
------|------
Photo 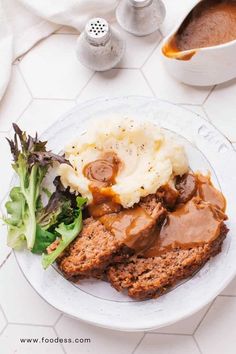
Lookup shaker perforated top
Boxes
[85,18,111,46]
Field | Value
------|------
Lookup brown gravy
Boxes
[83,152,122,217]
[83,151,227,256]
[196,174,226,211]
[163,0,236,58]
[83,151,121,187]
[143,174,227,257]
[144,197,225,257]
[99,207,156,252]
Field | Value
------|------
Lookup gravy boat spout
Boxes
[161,0,236,86]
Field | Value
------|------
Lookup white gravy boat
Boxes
[161,0,236,86]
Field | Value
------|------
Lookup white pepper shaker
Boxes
[76,18,125,71]
[116,0,166,36]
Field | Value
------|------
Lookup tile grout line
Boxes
[75,71,96,100]
[201,105,212,122]
[0,304,9,324]
[7,321,54,328]
[0,251,12,270]
[52,326,67,354]
[13,99,34,126]
[190,301,214,335]
[131,332,146,354]
[140,69,156,98]
[159,28,165,37]
[0,304,8,338]
[146,331,192,337]
[193,334,204,354]
[54,325,67,354]
[193,298,217,336]
[0,323,7,337]
[115,66,142,70]
[202,85,217,105]
[27,96,76,102]
[53,313,63,328]
[17,65,34,99]
[140,31,163,70]
[219,294,236,298]
[180,103,203,107]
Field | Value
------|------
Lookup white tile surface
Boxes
[55,315,143,354]
[20,35,93,99]
[0,324,64,354]
[113,23,162,68]
[0,133,14,202]
[16,99,76,135]
[77,69,153,103]
[135,333,200,354]
[221,277,236,296]
[154,304,211,335]
[0,66,31,132]
[0,307,7,334]
[204,80,236,142]
[142,45,213,104]
[195,297,236,354]
[0,254,61,325]
[0,224,11,268]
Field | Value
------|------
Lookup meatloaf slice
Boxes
[107,223,228,300]
[57,195,166,279]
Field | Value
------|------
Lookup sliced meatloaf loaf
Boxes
[107,223,228,300]
[57,195,166,279]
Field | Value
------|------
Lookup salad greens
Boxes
[4,124,87,268]
[42,196,86,269]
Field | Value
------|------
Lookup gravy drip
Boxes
[83,152,122,217]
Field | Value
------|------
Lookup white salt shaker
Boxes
[76,18,125,71]
[116,0,166,36]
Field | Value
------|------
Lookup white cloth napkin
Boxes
[0,0,119,100]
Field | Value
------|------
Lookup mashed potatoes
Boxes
[58,117,189,208]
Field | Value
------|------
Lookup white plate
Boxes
[14,96,236,331]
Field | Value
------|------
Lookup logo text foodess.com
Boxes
[20,336,91,344]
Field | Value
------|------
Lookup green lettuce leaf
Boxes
[5,187,26,249]
[5,124,70,250]
[42,197,87,269]
[31,225,56,254]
